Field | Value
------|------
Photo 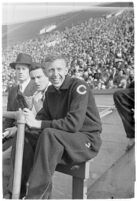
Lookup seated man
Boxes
[3,62,49,198]
[113,81,135,150]
[3,53,35,198]
[3,53,36,148]
[29,62,50,116]
[7,54,102,199]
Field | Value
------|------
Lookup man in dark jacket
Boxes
[3,53,36,197]
[113,81,135,150]
[3,61,50,198]
[8,54,102,199]
[3,53,36,140]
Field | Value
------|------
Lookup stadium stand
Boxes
[2,9,134,92]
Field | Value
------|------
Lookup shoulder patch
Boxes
[76,85,87,95]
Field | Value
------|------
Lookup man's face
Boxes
[46,59,68,89]
[30,68,49,91]
[15,64,30,82]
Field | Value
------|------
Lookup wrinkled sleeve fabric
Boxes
[3,88,16,130]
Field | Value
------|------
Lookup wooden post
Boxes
[72,177,88,199]
[11,111,25,199]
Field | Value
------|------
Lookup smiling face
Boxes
[30,68,49,91]
[46,59,68,89]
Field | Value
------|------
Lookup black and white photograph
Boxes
[2,1,135,199]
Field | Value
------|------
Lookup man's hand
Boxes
[23,108,41,129]
[4,126,17,138]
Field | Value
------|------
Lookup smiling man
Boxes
[46,58,68,89]
[8,54,102,199]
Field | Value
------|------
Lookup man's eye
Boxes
[57,68,62,71]
[49,69,54,73]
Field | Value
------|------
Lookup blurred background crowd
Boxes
[2,9,134,92]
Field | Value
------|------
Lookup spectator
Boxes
[113,81,135,151]
[6,54,102,199]
[2,9,134,91]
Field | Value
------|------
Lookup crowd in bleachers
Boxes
[2,9,134,92]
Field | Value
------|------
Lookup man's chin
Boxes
[52,80,64,89]
[19,77,24,80]
[54,85,60,89]
[53,82,59,86]
[53,83,61,89]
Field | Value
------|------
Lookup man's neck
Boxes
[19,78,30,85]
[37,85,49,94]
[19,78,30,93]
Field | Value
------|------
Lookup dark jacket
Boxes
[36,76,102,135]
[3,80,36,130]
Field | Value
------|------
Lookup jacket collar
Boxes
[48,75,72,92]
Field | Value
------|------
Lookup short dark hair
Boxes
[30,62,44,72]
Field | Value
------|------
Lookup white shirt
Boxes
[32,83,50,116]
[19,78,31,93]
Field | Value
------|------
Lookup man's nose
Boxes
[53,69,58,76]
[19,69,23,73]
[35,78,39,84]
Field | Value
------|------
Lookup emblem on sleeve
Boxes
[76,85,87,95]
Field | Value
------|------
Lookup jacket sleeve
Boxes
[3,89,16,130]
[36,94,52,128]
[40,82,89,132]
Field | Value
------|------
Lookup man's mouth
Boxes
[52,79,59,83]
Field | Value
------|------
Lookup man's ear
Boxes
[65,67,68,75]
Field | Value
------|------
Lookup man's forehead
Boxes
[30,68,45,76]
[15,64,29,69]
[50,59,66,67]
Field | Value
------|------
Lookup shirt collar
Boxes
[18,78,31,93]
[33,82,50,96]
[48,75,72,92]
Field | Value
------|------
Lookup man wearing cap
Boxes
[3,53,36,198]
[3,61,50,199]
[3,53,36,142]
[12,54,102,199]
